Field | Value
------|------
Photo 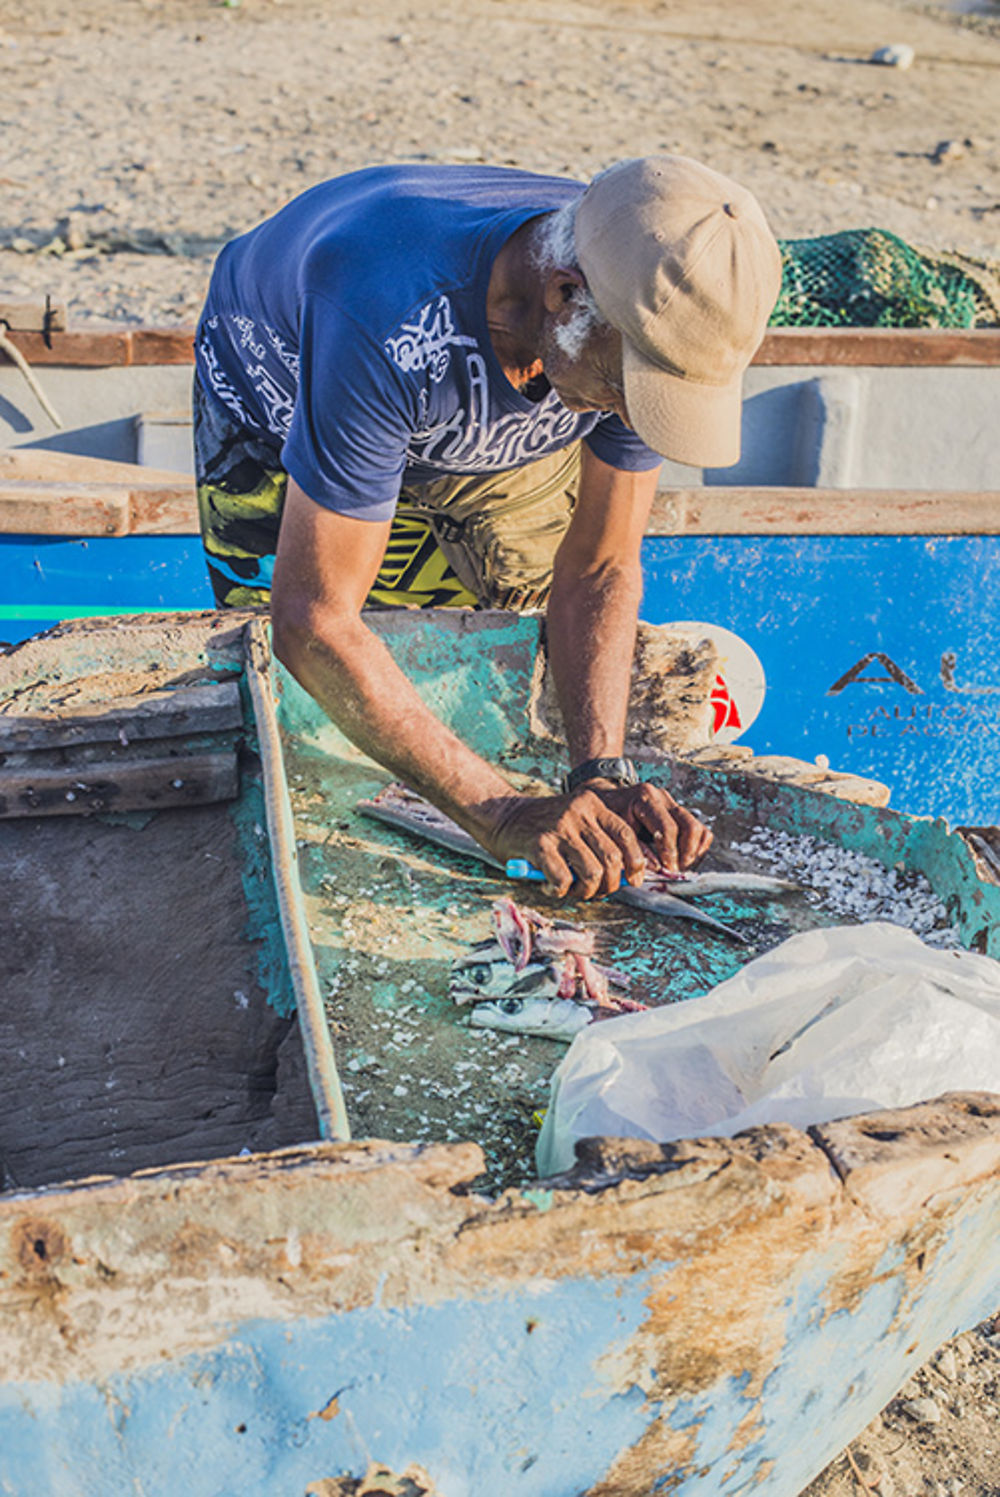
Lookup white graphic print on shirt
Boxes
[200,293,584,483]
[384,295,477,384]
[388,295,579,475]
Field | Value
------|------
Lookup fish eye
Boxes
[469,964,494,987]
[498,998,524,1015]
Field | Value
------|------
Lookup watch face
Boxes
[566,757,637,793]
[594,758,636,785]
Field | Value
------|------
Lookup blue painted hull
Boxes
[3,529,997,824]
[0,533,213,644]
[0,1122,996,1497]
[0,610,998,1497]
[1,1167,994,1497]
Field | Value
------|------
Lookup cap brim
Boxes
[622,339,743,468]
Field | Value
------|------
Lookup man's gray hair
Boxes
[530,198,611,363]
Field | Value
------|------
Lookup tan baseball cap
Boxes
[574,155,783,467]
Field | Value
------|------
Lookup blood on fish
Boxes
[450,900,644,1041]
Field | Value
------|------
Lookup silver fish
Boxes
[450,901,644,1042]
[648,870,798,896]
[470,995,595,1042]
[449,936,565,1006]
[358,783,792,942]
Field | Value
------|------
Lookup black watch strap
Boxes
[562,756,638,794]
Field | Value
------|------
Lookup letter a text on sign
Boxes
[827,652,923,697]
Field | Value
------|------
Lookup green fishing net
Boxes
[772,229,1000,328]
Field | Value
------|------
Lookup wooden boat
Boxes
[1,311,999,821]
[1,607,998,1497]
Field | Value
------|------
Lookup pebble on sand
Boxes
[871,43,916,69]
[901,1397,943,1426]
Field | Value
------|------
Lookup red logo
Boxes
[711,673,742,736]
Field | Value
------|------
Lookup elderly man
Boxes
[194,156,782,898]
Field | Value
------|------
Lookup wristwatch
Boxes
[562,756,639,794]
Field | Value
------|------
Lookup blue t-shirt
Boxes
[195,164,661,521]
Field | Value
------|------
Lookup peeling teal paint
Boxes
[272,612,540,767]
[521,1189,555,1212]
[229,775,297,1019]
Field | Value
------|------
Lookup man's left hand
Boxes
[578,779,713,872]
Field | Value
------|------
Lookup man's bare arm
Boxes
[546,447,713,871]
[270,477,652,895]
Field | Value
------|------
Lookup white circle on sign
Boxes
[662,621,767,744]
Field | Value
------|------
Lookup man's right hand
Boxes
[483,789,649,900]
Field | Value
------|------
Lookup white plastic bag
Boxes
[536,923,1000,1177]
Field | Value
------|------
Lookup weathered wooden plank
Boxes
[0,326,193,367]
[128,327,196,365]
[0,749,238,817]
[126,482,199,534]
[0,681,243,752]
[811,1093,1000,1218]
[755,327,1000,367]
[0,477,198,535]
[0,482,130,535]
[0,328,133,367]
[0,301,68,334]
[0,448,191,486]
[5,324,999,369]
[731,753,891,803]
[649,486,1000,536]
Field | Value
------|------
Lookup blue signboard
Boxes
[642,533,1000,827]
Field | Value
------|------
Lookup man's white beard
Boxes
[552,295,601,362]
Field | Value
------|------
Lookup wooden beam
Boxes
[129,328,196,364]
[3,472,997,540]
[0,476,198,536]
[755,327,1000,367]
[0,301,68,334]
[0,329,135,367]
[3,324,999,369]
[0,750,239,818]
[0,326,194,367]
[126,484,200,534]
[0,482,131,536]
[648,486,1000,536]
[0,681,243,752]
[0,449,191,486]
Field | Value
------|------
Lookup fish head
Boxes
[449,938,564,1005]
[469,995,594,1042]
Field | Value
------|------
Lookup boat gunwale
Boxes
[244,617,350,1143]
[3,324,1000,368]
[4,477,1000,538]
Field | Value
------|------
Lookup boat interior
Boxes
[2,608,997,1198]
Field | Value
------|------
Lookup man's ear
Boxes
[542,266,587,314]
